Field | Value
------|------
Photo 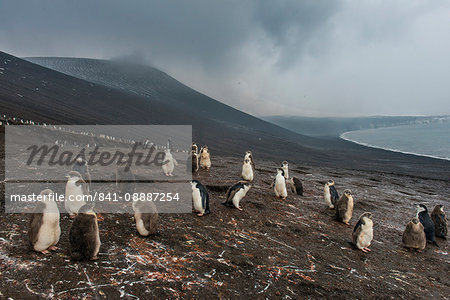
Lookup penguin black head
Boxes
[411,217,420,225]
[327,180,335,186]
[240,180,252,187]
[277,168,285,177]
[344,189,352,197]
[281,161,288,166]
[417,204,428,213]
[244,159,250,164]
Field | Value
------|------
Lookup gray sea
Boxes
[341,122,450,161]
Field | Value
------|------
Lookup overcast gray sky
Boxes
[1,0,449,117]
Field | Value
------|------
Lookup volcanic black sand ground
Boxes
[1,153,449,299]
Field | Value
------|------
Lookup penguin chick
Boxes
[402,217,426,251]
[69,202,101,261]
[335,189,354,225]
[199,146,211,170]
[431,204,447,239]
[190,150,199,173]
[28,189,60,254]
[352,212,373,253]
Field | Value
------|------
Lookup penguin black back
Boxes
[329,185,339,206]
[192,180,210,214]
[417,204,438,246]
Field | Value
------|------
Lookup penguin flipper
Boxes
[28,210,44,248]
[69,217,86,260]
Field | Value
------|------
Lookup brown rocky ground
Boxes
[0,154,449,299]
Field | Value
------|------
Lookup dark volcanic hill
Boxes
[0,51,449,179]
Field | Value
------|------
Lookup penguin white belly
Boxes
[282,167,289,179]
[343,201,354,223]
[274,177,287,197]
[163,159,174,174]
[232,189,247,208]
[200,156,211,168]
[65,184,86,214]
[324,187,332,207]
[192,189,204,213]
[93,220,101,257]
[358,227,373,248]
[135,213,150,236]
[34,213,60,251]
[242,165,253,181]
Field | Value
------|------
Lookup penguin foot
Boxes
[237,207,243,211]
[40,250,50,255]
[362,247,371,252]
[197,213,204,217]
[69,214,76,219]
[97,213,105,221]
[48,246,58,251]
[91,256,99,260]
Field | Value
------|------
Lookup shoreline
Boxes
[340,130,450,162]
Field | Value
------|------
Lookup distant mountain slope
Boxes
[264,115,450,137]
[26,57,317,141]
[0,52,323,160]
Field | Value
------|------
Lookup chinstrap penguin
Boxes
[417,204,438,246]
[28,189,60,254]
[223,181,252,211]
[352,212,373,253]
[281,161,289,179]
[191,180,211,216]
[244,151,255,168]
[65,171,89,219]
[72,157,91,186]
[162,149,178,176]
[274,168,288,200]
[324,180,339,209]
